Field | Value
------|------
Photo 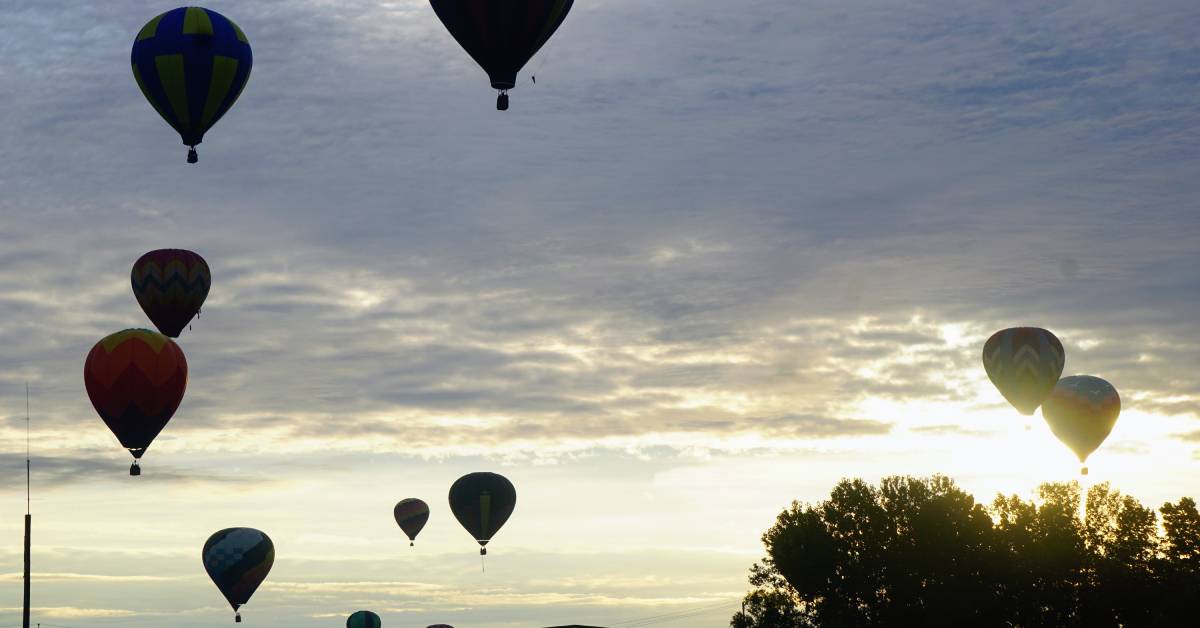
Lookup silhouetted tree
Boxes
[732,476,1200,628]
[1156,497,1200,625]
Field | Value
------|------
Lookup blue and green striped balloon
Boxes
[131,7,252,163]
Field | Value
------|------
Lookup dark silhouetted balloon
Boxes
[203,528,274,623]
[131,7,253,162]
[84,329,188,475]
[1042,375,1121,475]
[449,472,516,555]
[430,0,574,109]
[394,498,430,546]
[983,327,1065,415]
[132,249,211,337]
[347,610,381,628]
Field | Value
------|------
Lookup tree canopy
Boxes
[732,476,1200,628]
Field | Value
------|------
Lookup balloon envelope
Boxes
[449,472,516,553]
[203,528,274,616]
[347,610,382,628]
[1042,375,1121,469]
[84,329,187,461]
[982,327,1065,415]
[394,498,430,544]
[429,0,574,90]
[132,249,211,337]
[131,6,253,160]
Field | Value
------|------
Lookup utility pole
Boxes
[23,383,32,628]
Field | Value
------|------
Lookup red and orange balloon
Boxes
[84,329,188,475]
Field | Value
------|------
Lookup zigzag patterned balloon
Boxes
[982,327,1065,415]
[132,249,210,338]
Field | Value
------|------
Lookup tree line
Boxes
[731,475,1200,627]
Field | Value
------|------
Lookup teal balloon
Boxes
[347,610,382,628]
[202,527,274,622]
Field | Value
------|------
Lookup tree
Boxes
[732,476,1200,628]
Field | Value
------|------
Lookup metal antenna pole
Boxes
[23,383,32,628]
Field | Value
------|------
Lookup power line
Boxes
[608,598,741,627]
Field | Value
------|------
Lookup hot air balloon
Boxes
[449,472,516,555]
[347,610,382,628]
[203,528,274,623]
[1042,375,1121,475]
[394,498,430,546]
[132,249,211,337]
[429,0,574,110]
[84,329,188,475]
[427,625,454,628]
[131,7,253,163]
[982,327,1065,415]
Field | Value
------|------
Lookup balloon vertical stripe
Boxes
[183,7,214,35]
[137,13,165,40]
[154,54,191,128]
[202,57,239,127]
[480,492,492,541]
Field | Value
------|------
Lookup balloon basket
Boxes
[129,461,141,476]
[497,92,509,111]
[187,147,198,164]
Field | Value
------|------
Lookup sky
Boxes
[1,0,1198,626]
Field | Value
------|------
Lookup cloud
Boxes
[912,424,992,437]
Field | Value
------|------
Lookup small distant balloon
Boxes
[203,528,274,623]
[982,327,1065,415]
[1042,375,1121,475]
[131,6,253,162]
[132,249,211,337]
[347,610,382,628]
[449,472,516,555]
[394,498,430,546]
[84,329,188,475]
